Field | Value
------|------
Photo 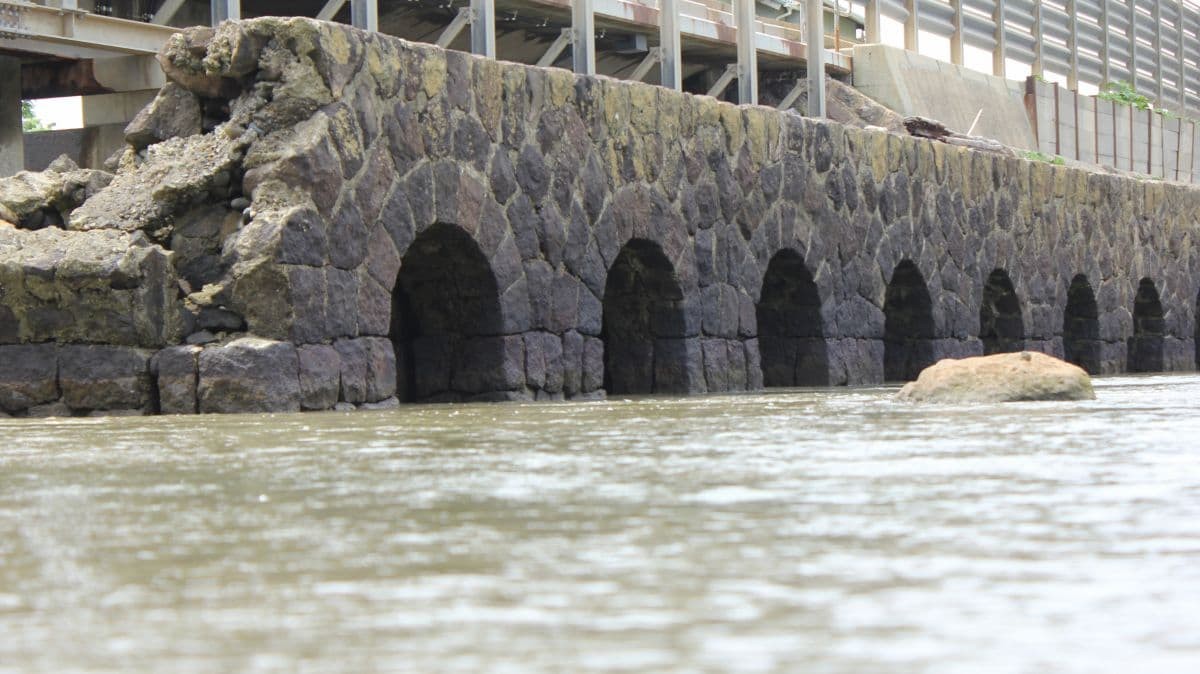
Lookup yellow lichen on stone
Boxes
[866,130,889,178]
[603,82,630,135]
[743,108,769,164]
[885,133,903,174]
[545,68,575,107]
[474,59,504,138]
[323,25,353,67]
[656,89,681,141]
[421,49,447,99]
[629,85,658,134]
[720,104,744,154]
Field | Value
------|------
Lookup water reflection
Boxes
[2,375,1200,673]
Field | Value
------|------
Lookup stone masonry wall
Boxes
[1,17,1198,415]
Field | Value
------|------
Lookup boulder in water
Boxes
[896,351,1095,403]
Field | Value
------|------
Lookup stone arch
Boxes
[1128,277,1165,373]
[757,249,828,386]
[1063,274,1101,374]
[979,268,1025,355]
[390,222,509,402]
[602,238,692,394]
[884,259,936,382]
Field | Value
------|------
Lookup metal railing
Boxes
[866,0,1200,117]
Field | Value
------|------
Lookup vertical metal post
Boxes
[573,0,595,75]
[1066,0,1078,90]
[350,0,377,31]
[1178,4,1187,110]
[211,0,239,24]
[660,0,682,90]
[470,0,495,57]
[736,0,758,105]
[992,0,1006,77]
[807,0,825,117]
[1153,0,1164,104]
[865,0,880,43]
[950,0,963,65]
[1100,0,1110,84]
[904,0,919,52]
[1129,0,1139,89]
[1031,0,1043,77]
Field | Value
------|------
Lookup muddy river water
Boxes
[2,375,1200,673]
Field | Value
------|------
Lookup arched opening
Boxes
[979,269,1025,355]
[884,259,936,382]
[1063,274,1101,374]
[757,250,828,386]
[602,239,689,394]
[391,223,504,402]
[1128,277,1165,373]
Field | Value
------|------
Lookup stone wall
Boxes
[1,17,1198,416]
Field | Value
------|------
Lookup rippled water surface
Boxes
[2,375,1200,673]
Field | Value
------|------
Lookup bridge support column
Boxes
[80,90,158,168]
[0,58,22,178]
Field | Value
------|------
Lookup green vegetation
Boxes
[1097,81,1152,110]
[21,101,54,132]
[1020,150,1066,166]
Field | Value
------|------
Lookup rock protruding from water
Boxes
[896,351,1095,403]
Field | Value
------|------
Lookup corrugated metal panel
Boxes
[871,0,1200,117]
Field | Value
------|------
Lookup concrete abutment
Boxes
[2,18,1200,415]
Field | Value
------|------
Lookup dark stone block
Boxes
[453,116,490,171]
[515,144,550,201]
[551,274,581,333]
[356,272,392,337]
[198,338,301,414]
[363,337,397,403]
[489,150,518,204]
[276,206,329,267]
[385,103,425,176]
[352,146,395,225]
[507,195,540,259]
[702,338,730,392]
[334,338,369,404]
[524,260,555,330]
[562,330,584,395]
[405,163,435,229]
[328,198,367,270]
[288,265,328,344]
[298,344,340,411]
[60,345,153,412]
[325,267,359,338]
[582,336,604,392]
[0,344,59,413]
[152,345,201,414]
[728,340,749,391]
[537,206,567,268]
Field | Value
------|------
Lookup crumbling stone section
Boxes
[0,17,1198,415]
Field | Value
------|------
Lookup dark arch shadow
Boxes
[602,239,690,394]
[1063,274,1101,374]
[391,223,504,402]
[979,268,1025,355]
[1128,277,1165,373]
[757,250,828,386]
[884,259,936,382]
